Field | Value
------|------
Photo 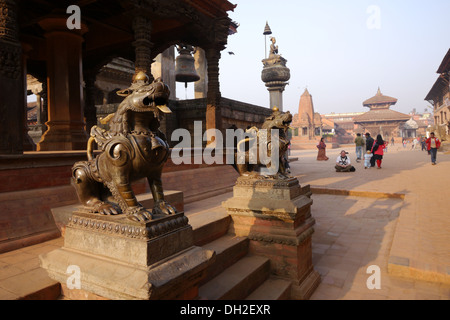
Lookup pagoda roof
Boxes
[363,88,398,107]
[437,48,450,74]
[353,109,410,123]
[425,75,448,102]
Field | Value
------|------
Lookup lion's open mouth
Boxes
[142,96,167,107]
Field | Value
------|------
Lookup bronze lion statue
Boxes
[233,107,292,179]
[72,73,176,222]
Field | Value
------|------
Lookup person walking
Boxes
[365,133,375,167]
[316,137,329,161]
[426,132,441,165]
[421,137,426,151]
[371,134,386,169]
[354,133,365,162]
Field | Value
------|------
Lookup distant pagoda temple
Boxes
[354,88,410,139]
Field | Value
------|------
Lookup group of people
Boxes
[316,131,442,173]
[334,133,386,172]
[316,132,386,172]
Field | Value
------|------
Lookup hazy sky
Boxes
[177,0,449,116]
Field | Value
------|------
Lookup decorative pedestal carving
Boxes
[223,176,320,300]
[40,210,215,300]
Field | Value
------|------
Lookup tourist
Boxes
[426,132,441,165]
[365,133,375,167]
[354,133,365,162]
[335,150,355,172]
[316,138,329,161]
[365,133,374,153]
[412,137,418,150]
[364,150,373,169]
[391,137,395,146]
[421,137,426,151]
[371,134,386,169]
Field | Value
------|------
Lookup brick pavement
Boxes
[290,145,450,299]
[0,145,449,299]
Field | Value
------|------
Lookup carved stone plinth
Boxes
[40,210,215,300]
[222,176,320,300]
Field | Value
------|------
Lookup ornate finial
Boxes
[134,71,149,83]
[273,106,279,112]
[377,87,382,95]
[263,21,272,35]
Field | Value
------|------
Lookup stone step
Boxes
[245,277,292,300]
[200,234,249,285]
[198,255,270,300]
[188,210,231,246]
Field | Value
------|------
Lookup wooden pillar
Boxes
[37,18,88,151]
[132,15,153,81]
[205,46,222,145]
[0,0,25,154]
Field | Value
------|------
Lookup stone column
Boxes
[132,15,153,81]
[0,0,24,154]
[28,86,47,144]
[267,84,286,111]
[205,46,222,145]
[37,18,88,151]
[194,47,208,99]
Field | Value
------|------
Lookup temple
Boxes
[0,0,272,255]
[290,89,325,149]
[353,88,410,140]
[0,0,242,154]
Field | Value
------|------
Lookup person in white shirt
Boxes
[335,150,355,172]
[364,150,373,169]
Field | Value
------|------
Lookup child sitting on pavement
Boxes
[364,150,373,169]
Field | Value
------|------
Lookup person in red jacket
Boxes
[426,132,441,165]
[371,134,386,169]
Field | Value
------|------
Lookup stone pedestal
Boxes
[222,176,320,300]
[40,209,215,300]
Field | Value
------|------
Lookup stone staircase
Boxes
[24,192,294,300]
[188,209,292,300]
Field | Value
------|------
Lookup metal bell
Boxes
[175,44,200,87]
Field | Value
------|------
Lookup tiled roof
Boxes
[363,88,398,106]
[353,109,410,123]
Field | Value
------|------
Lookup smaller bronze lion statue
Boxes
[72,73,176,222]
[233,107,292,179]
